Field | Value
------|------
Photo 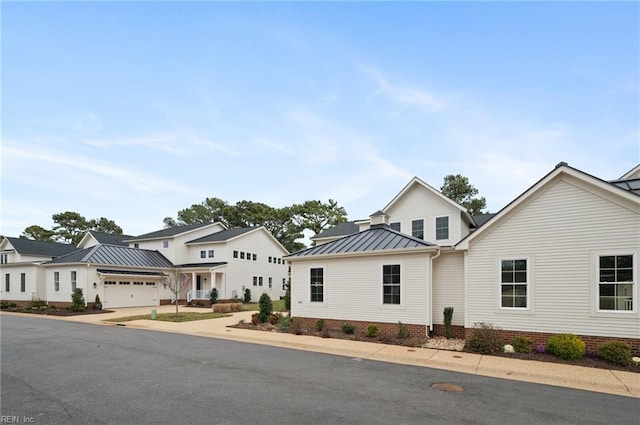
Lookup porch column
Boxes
[191,272,196,294]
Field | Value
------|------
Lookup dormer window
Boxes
[162,240,169,249]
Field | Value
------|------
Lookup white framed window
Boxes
[268,256,272,263]
[389,222,401,232]
[200,250,206,259]
[258,277,263,286]
[208,250,215,258]
[134,243,139,248]
[240,252,245,260]
[71,271,77,291]
[268,277,272,289]
[162,240,169,249]
[435,216,449,240]
[20,273,26,293]
[310,268,324,302]
[4,274,10,292]
[233,250,238,259]
[500,259,528,309]
[246,252,251,260]
[411,219,424,240]
[1,254,8,264]
[598,254,635,312]
[54,272,60,292]
[382,264,401,305]
[253,276,257,287]
[252,253,257,261]
[282,278,286,290]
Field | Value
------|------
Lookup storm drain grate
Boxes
[431,382,464,392]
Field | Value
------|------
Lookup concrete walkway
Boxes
[3,306,639,398]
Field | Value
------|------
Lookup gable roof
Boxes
[186,227,258,244]
[44,244,174,268]
[1,237,77,258]
[78,231,135,247]
[126,223,221,241]
[312,221,361,240]
[456,163,640,250]
[619,164,640,180]
[287,224,437,259]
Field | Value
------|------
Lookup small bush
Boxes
[29,296,44,309]
[9,303,17,308]
[196,301,204,307]
[535,344,546,354]
[443,307,454,339]
[512,336,533,353]
[209,288,218,305]
[315,319,325,331]
[0,302,10,309]
[598,341,632,366]
[268,313,280,325]
[397,322,410,339]
[320,327,331,338]
[244,288,251,303]
[213,304,232,313]
[94,294,102,310]
[342,323,355,334]
[547,334,586,360]
[251,313,259,325]
[366,325,380,338]
[468,322,504,354]
[70,288,86,312]
[278,315,292,330]
[258,293,273,323]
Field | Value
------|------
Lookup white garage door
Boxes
[104,281,159,308]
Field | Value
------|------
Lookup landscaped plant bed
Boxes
[231,321,639,373]
[464,348,640,374]
[1,306,114,316]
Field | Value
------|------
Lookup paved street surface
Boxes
[2,315,638,425]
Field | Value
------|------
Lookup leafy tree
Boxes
[21,225,56,242]
[89,217,123,235]
[292,199,348,237]
[440,175,487,215]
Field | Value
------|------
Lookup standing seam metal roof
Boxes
[186,227,258,243]
[287,224,435,258]
[44,244,174,268]
[126,223,215,241]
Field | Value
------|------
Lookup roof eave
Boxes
[286,246,439,261]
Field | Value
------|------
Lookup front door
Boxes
[196,275,202,291]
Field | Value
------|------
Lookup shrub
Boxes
[251,313,259,325]
[196,301,204,307]
[94,294,102,310]
[278,315,292,330]
[546,334,586,360]
[315,319,325,331]
[209,288,218,305]
[283,282,291,310]
[230,302,243,312]
[268,313,280,325]
[342,323,355,334]
[29,296,44,309]
[512,336,533,353]
[535,344,546,354]
[397,322,410,339]
[213,304,232,313]
[0,301,10,309]
[9,303,17,308]
[258,293,272,323]
[443,307,454,339]
[598,341,632,366]
[244,288,251,303]
[70,288,86,312]
[468,322,504,354]
[366,325,380,338]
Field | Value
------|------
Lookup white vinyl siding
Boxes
[291,253,430,327]
[466,177,640,339]
[432,252,465,326]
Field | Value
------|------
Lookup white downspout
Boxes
[429,247,441,335]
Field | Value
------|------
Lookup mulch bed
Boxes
[231,322,639,373]
[1,307,114,316]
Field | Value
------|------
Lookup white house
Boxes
[0,238,76,305]
[288,163,640,354]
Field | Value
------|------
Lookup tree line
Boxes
[19,174,486,251]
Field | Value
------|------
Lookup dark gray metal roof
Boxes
[187,227,257,244]
[127,223,214,241]
[175,262,227,268]
[87,231,135,246]
[609,178,640,195]
[3,237,77,258]
[288,224,436,258]
[313,221,360,240]
[96,269,166,276]
[472,213,497,228]
[45,244,174,268]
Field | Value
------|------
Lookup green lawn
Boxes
[105,312,232,323]
[242,299,286,312]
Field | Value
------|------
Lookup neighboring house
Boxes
[288,163,640,353]
[43,244,174,309]
[125,224,289,303]
[76,231,136,249]
[2,223,289,308]
[0,238,76,305]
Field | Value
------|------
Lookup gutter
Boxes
[428,247,441,335]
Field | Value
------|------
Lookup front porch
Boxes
[183,265,227,304]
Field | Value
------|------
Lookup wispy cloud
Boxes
[365,67,445,112]
[192,140,239,157]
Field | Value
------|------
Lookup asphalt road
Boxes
[1,315,638,425]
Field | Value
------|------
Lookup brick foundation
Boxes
[464,328,640,356]
[432,324,466,339]
[295,317,427,338]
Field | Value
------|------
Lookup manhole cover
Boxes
[432,382,464,392]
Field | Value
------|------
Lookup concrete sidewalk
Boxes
[3,306,639,398]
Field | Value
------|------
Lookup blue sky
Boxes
[2,2,638,239]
